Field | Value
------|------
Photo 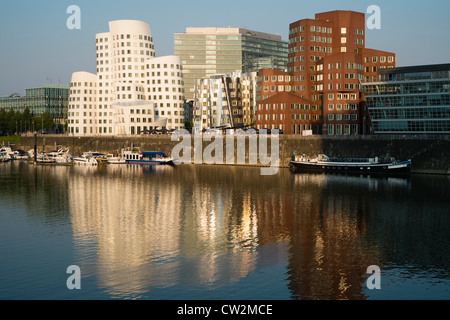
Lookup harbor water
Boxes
[0,161,449,300]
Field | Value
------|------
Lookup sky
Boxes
[1,0,449,96]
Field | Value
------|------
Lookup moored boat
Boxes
[121,147,174,165]
[35,154,56,164]
[106,153,126,164]
[289,154,411,175]
[13,149,29,160]
[0,151,10,163]
[46,149,73,164]
[73,154,98,166]
[0,146,15,161]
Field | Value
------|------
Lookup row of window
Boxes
[328,124,359,135]
[328,114,358,121]
[373,120,450,132]
[97,34,153,42]
[363,82,450,96]
[369,107,450,120]
[289,46,332,54]
[290,26,333,35]
[257,114,322,121]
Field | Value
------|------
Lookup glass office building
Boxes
[0,84,70,125]
[362,64,450,134]
[175,27,288,101]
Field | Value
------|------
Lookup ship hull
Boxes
[126,159,174,166]
[289,160,412,175]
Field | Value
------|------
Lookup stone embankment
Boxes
[14,134,450,175]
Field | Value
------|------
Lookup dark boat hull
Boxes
[126,160,174,166]
[289,160,411,175]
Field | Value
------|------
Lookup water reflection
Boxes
[2,161,449,300]
[65,161,450,299]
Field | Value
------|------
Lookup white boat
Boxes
[121,147,174,165]
[35,153,56,164]
[0,146,15,161]
[0,151,10,163]
[73,154,98,166]
[46,149,73,164]
[106,153,126,164]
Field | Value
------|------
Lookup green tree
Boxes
[38,111,55,132]
[0,109,6,135]
[6,108,16,134]
[22,107,32,133]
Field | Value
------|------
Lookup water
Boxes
[0,161,449,300]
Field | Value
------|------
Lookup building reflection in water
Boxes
[67,163,414,299]
[68,165,183,298]
[68,165,265,298]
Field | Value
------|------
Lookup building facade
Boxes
[0,84,69,125]
[362,64,450,134]
[193,72,257,133]
[256,92,323,134]
[256,10,396,136]
[175,27,288,101]
[68,20,185,136]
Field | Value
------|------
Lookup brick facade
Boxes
[256,10,396,136]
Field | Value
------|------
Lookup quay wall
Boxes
[14,135,450,175]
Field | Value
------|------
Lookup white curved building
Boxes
[68,20,185,136]
[68,72,98,135]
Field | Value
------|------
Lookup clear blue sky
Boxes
[1,0,449,96]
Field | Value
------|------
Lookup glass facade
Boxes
[241,35,288,73]
[175,29,288,101]
[0,84,69,125]
[363,65,450,134]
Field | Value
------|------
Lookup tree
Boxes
[0,109,6,135]
[22,107,32,133]
[38,111,55,132]
[6,108,16,134]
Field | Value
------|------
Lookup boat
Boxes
[73,154,98,166]
[46,149,73,164]
[0,151,10,163]
[121,147,174,165]
[13,149,29,160]
[83,152,108,165]
[106,153,126,164]
[0,146,15,161]
[35,153,56,164]
[289,154,412,175]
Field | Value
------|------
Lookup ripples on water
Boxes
[0,161,449,300]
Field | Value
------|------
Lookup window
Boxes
[328,125,334,135]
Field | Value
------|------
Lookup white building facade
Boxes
[68,20,185,136]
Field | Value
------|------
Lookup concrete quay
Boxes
[14,134,450,175]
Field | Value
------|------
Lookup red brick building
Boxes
[256,10,396,136]
[256,92,323,134]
